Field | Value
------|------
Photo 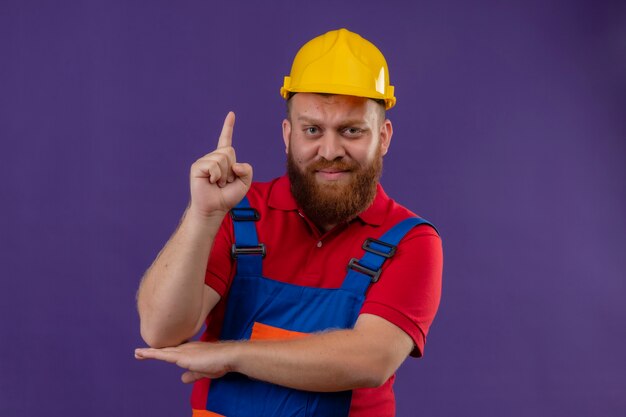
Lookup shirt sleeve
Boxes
[204,215,235,297]
[359,224,443,357]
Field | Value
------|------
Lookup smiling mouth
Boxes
[318,168,346,173]
[315,170,350,181]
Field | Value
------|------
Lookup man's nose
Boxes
[318,133,346,160]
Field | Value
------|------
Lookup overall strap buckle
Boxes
[230,207,260,222]
[362,238,397,258]
[347,238,399,282]
[343,217,437,292]
[231,243,266,259]
[347,258,383,283]
[229,197,265,275]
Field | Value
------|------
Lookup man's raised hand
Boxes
[188,112,253,219]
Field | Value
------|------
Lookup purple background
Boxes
[2,1,625,416]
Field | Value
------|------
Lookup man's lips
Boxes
[315,169,350,181]
[318,168,345,173]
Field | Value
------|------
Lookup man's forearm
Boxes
[227,314,413,392]
[137,208,224,347]
[232,331,383,391]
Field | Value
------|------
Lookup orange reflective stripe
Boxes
[250,322,309,341]
[192,409,225,417]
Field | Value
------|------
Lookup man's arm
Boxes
[136,211,223,348]
[134,313,413,391]
[137,112,252,348]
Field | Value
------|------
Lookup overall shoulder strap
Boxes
[230,196,264,276]
[341,217,437,295]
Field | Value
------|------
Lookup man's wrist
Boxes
[225,340,246,375]
[184,205,227,230]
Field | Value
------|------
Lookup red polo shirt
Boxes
[193,175,443,416]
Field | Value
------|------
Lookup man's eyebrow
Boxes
[296,116,368,127]
[296,116,323,124]
[338,120,369,128]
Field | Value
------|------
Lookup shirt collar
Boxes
[268,175,389,226]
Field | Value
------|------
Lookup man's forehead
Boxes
[290,93,377,121]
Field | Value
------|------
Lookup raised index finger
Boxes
[217,111,235,149]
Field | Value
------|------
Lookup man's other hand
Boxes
[135,341,235,383]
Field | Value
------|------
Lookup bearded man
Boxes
[135,29,443,417]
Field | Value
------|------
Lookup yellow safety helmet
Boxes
[280,28,396,110]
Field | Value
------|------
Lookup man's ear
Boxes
[379,119,393,156]
[282,119,291,154]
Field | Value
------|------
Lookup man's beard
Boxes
[287,147,383,229]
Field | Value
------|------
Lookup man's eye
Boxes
[305,127,319,135]
[344,127,362,136]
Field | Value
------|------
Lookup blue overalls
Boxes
[203,197,435,417]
